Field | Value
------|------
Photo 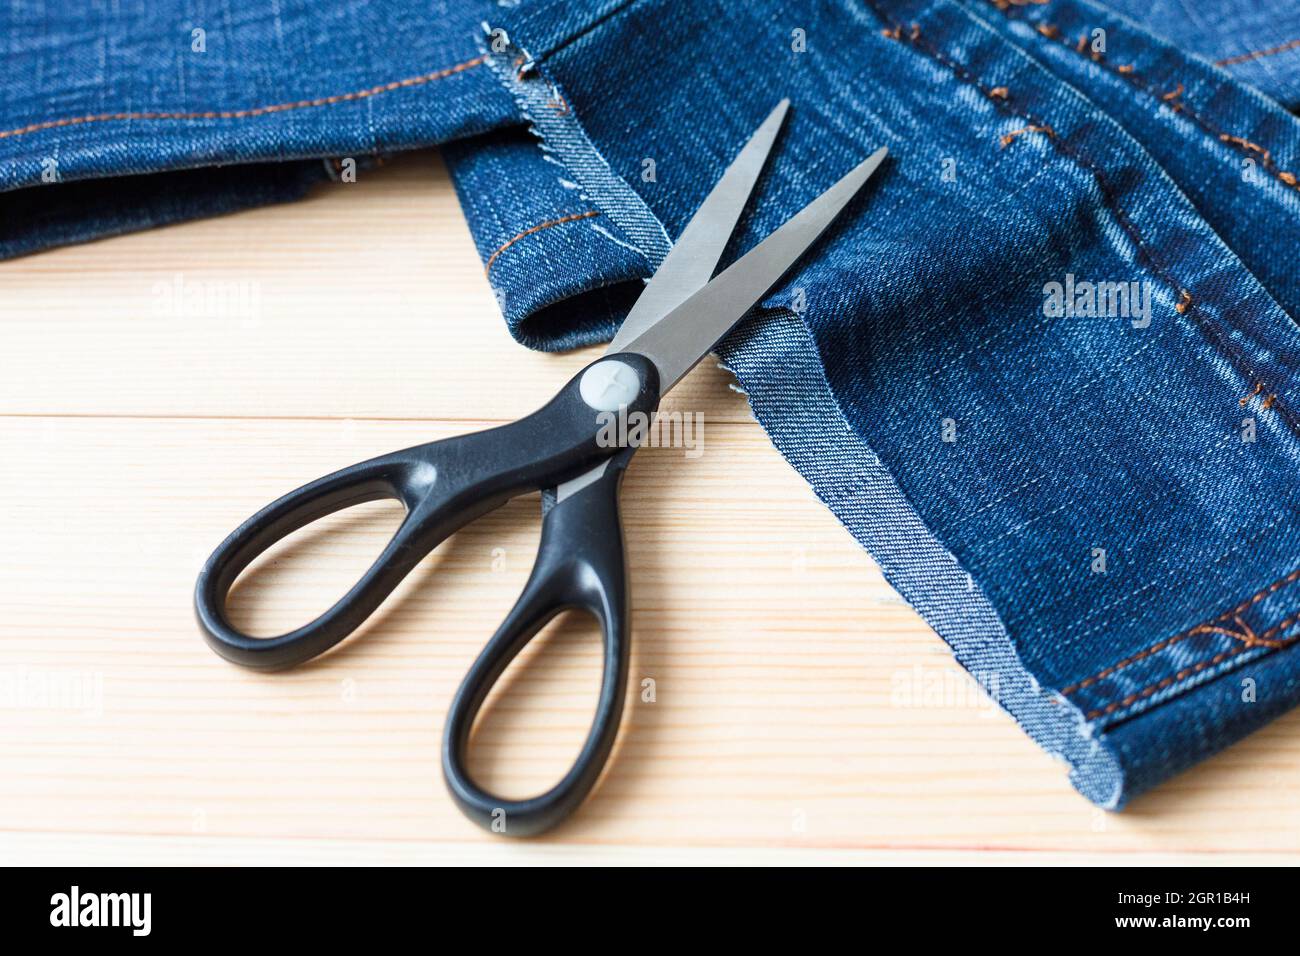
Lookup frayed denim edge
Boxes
[478,26,1126,810]
[477,23,671,265]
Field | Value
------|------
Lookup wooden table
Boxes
[2,152,1296,865]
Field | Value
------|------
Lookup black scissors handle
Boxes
[194,354,659,672]
[443,449,633,836]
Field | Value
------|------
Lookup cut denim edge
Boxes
[717,311,1127,809]
[476,22,1128,809]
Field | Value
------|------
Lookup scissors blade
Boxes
[622,145,888,394]
[607,99,789,354]
[556,101,789,504]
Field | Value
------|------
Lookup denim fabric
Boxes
[0,0,516,257]
[968,0,1300,323]
[1101,0,1300,111]
[442,127,659,350]
[4,0,1300,808]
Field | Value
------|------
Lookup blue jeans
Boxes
[4,0,1300,808]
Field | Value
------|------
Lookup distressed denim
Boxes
[4,0,1300,808]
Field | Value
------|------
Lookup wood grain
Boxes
[2,151,1297,863]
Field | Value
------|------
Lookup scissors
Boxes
[195,99,887,836]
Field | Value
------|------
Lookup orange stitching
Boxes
[1061,567,1300,695]
[1216,39,1300,67]
[1086,646,1245,719]
[988,86,1011,100]
[984,2,1300,434]
[1240,382,1264,406]
[874,0,1295,437]
[1190,611,1299,650]
[1175,289,1193,313]
[483,210,601,275]
[881,23,921,41]
[877,0,1298,439]
[1220,133,1272,166]
[990,5,1300,198]
[1194,616,1258,646]
[1086,619,1300,719]
[0,56,485,142]
[1062,625,1208,697]
[1259,610,1300,643]
[548,90,572,115]
[999,124,1055,147]
[1226,566,1300,619]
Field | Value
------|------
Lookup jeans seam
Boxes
[1062,566,1300,696]
[1216,38,1300,67]
[483,209,601,275]
[988,1,1300,194]
[1086,624,1300,721]
[478,28,672,268]
[0,56,485,143]
[532,0,647,65]
[864,0,1300,441]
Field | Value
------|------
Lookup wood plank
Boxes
[6,832,1295,867]
[0,152,739,423]
[3,413,1299,851]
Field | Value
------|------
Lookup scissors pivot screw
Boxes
[579,359,642,411]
